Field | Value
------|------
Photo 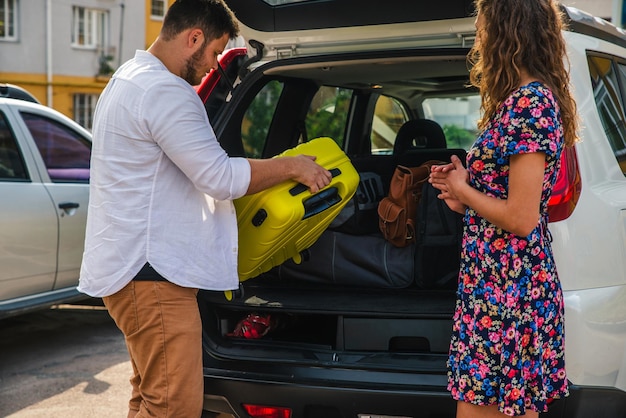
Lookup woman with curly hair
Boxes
[429,0,579,416]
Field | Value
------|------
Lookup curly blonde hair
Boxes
[469,0,579,147]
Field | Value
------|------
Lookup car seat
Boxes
[393,119,447,155]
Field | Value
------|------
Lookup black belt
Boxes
[132,263,168,281]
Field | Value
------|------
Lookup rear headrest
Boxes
[393,119,447,154]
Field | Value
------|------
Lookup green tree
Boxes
[443,124,477,149]
[305,88,352,146]
[242,81,284,158]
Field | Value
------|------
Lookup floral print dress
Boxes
[447,81,569,416]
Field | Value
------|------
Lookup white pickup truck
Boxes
[0,95,92,318]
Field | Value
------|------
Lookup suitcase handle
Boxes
[302,186,341,219]
[289,168,342,196]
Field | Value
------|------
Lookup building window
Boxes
[72,6,108,49]
[73,94,98,130]
[0,0,17,41]
[151,0,167,19]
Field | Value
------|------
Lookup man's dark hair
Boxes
[160,0,239,42]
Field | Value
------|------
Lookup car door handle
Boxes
[58,202,80,216]
[59,202,80,210]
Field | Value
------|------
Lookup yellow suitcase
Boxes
[234,137,359,287]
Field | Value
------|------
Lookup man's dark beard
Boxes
[182,42,207,86]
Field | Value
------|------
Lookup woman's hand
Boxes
[440,196,467,214]
[430,153,546,236]
[429,155,469,214]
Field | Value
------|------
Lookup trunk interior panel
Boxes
[199,281,456,372]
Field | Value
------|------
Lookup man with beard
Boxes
[78,1,332,417]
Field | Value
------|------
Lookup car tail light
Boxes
[195,47,247,103]
[548,146,581,222]
[242,404,292,418]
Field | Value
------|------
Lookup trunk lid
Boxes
[226,0,476,63]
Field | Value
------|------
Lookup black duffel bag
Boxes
[278,229,414,289]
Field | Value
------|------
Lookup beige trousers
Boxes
[103,280,203,418]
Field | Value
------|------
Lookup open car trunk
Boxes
[196,50,474,387]
[194,4,479,414]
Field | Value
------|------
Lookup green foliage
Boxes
[305,88,352,146]
[98,54,115,76]
[443,124,477,150]
[242,84,352,157]
[242,81,283,158]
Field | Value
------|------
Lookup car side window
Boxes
[0,112,28,181]
[587,54,626,174]
[370,95,409,155]
[20,111,91,182]
[422,94,481,150]
[242,80,284,159]
[305,86,352,148]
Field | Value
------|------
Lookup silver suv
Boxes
[197,1,626,417]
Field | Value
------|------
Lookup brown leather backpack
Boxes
[377,160,441,247]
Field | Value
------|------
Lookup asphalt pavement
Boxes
[0,303,133,417]
[0,303,234,418]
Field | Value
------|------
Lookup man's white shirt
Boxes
[78,50,251,297]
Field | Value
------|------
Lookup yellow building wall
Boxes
[145,0,176,49]
[50,75,110,120]
[0,72,109,119]
[0,73,48,104]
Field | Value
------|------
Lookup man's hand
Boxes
[246,155,331,195]
[290,154,332,193]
